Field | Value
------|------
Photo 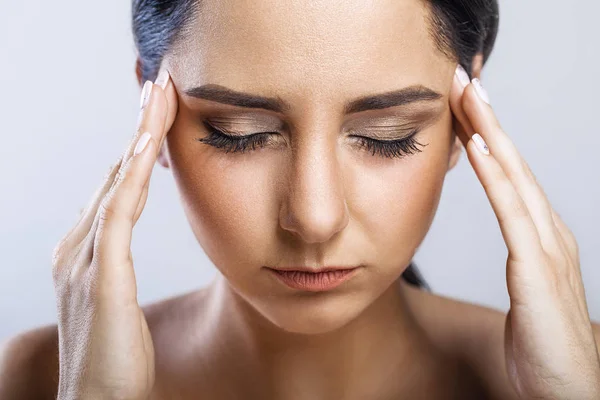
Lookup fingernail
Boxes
[472,133,490,155]
[140,80,153,109]
[455,64,470,87]
[472,78,490,105]
[134,132,152,156]
[155,69,170,90]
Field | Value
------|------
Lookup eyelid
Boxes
[346,123,420,140]
[205,115,284,135]
[203,121,277,138]
[345,105,444,131]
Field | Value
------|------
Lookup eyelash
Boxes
[197,121,427,159]
[350,129,427,159]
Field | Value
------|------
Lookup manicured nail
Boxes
[472,133,490,155]
[134,132,152,156]
[455,64,470,87]
[155,69,170,90]
[472,78,490,105]
[140,80,153,109]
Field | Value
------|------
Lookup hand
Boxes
[450,65,600,399]
[51,69,178,400]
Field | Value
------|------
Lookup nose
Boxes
[279,133,350,244]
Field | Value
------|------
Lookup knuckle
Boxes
[51,240,66,267]
[51,238,72,282]
[510,198,530,219]
[495,189,529,222]
[52,248,76,286]
[93,218,108,258]
[570,236,580,255]
[519,157,541,188]
[567,238,580,263]
[98,190,119,222]
[563,226,578,249]
[554,213,579,257]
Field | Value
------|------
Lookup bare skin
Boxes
[3,277,595,399]
[1,0,599,399]
[0,278,515,399]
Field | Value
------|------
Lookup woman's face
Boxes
[161,0,459,334]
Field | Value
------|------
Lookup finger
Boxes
[130,69,176,169]
[125,80,165,223]
[155,68,179,146]
[551,208,579,263]
[98,71,172,229]
[453,117,470,150]
[133,185,149,225]
[115,81,167,185]
[91,132,157,298]
[58,73,168,250]
[460,78,564,260]
[465,134,544,264]
[54,156,124,256]
[132,68,178,224]
[550,208,590,315]
[449,66,476,145]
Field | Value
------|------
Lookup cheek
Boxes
[346,129,451,265]
[167,129,280,278]
[167,118,452,277]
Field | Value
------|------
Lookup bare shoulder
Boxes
[0,289,207,400]
[0,324,59,400]
[402,283,520,400]
[406,285,600,399]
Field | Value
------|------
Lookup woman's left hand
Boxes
[449,64,600,400]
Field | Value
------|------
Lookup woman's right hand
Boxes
[51,69,178,400]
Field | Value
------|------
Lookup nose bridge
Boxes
[279,125,350,244]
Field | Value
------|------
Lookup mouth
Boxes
[266,266,361,292]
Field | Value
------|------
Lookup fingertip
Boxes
[155,69,170,90]
[134,132,153,157]
[163,78,179,132]
[460,84,484,126]
[460,83,475,111]
[472,133,490,156]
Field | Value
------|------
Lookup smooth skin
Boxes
[2,0,600,399]
[1,67,599,400]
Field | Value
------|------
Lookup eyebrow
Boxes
[183,84,443,115]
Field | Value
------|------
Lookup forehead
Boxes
[168,0,453,107]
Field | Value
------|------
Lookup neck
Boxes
[204,273,439,399]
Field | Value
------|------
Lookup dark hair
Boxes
[132,0,500,291]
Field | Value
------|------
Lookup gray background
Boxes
[1,1,598,341]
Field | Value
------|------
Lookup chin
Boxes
[250,291,373,335]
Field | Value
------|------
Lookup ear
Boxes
[135,57,171,169]
[447,132,462,172]
[135,57,143,86]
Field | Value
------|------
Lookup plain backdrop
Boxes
[1,1,598,341]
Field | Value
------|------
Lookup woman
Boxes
[1,0,599,399]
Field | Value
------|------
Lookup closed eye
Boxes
[197,120,427,159]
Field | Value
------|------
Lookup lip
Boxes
[267,266,360,292]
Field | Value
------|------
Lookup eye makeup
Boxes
[197,120,281,153]
[196,119,427,159]
[193,100,443,160]
[348,128,426,159]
